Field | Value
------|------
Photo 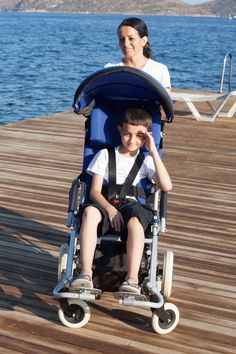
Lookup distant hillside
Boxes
[201,0,236,17]
[0,0,235,17]
[0,0,205,15]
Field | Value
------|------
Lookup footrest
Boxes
[113,292,162,309]
[69,287,102,300]
[113,292,147,301]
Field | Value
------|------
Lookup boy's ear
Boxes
[117,125,121,133]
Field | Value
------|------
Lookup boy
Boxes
[71,107,172,294]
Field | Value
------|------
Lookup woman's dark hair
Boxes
[117,17,153,59]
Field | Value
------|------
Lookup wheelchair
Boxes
[53,67,179,334]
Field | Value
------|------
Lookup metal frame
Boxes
[53,180,168,317]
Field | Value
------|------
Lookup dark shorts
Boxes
[79,199,154,240]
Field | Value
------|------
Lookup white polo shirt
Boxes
[87,146,156,185]
[104,58,171,89]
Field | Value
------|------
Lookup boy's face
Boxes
[118,123,147,154]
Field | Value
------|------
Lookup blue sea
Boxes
[0,12,235,124]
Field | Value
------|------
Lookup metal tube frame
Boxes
[53,184,166,311]
[219,52,233,93]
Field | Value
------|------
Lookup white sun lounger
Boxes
[171,90,236,122]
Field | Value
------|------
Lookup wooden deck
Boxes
[0,95,235,353]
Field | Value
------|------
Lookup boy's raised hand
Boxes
[144,131,156,154]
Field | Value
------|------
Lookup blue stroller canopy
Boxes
[73,66,174,123]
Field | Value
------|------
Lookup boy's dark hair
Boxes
[121,107,152,131]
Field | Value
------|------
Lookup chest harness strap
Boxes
[107,147,145,206]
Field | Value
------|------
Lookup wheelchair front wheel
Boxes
[58,299,91,328]
[152,302,179,334]
[162,250,174,298]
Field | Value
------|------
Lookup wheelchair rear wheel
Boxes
[58,299,90,328]
[152,302,179,334]
[162,250,174,298]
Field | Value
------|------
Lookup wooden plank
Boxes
[0,98,236,353]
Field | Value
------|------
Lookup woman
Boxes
[80,18,171,117]
[105,17,171,93]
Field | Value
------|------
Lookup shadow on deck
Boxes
[0,102,235,353]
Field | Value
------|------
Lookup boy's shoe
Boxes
[119,281,141,294]
[70,274,93,290]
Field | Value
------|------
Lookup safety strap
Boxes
[107,147,117,201]
[107,147,145,202]
[102,184,149,200]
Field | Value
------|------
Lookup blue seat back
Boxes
[83,96,162,170]
[73,67,174,203]
[81,96,162,203]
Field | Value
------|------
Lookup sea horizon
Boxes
[0,12,235,124]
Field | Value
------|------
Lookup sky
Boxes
[183,0,211,4]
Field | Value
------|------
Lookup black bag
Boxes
[92,240,127,291]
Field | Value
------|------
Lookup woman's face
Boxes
[118,26,147,59]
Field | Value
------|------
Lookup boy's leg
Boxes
[71,206,102,289]
[80,206,102,277]
[125,216,145,285]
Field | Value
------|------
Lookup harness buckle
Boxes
[110,197,124,208]
[113,199,120,205]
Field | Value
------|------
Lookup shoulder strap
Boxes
[107,147,145,201]
[119,152,145,199]
[107,147,117,201]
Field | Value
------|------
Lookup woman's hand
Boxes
[106,205,124,232]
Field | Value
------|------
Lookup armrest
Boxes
[67,176,82,228]
[160,191,168,233]
[68,177,81,212]
[160,191,168,219]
